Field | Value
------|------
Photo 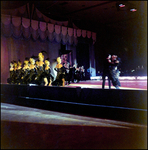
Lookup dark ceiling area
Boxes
[1,1,147,33]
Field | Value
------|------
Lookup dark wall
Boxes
[94,20,147,74]
[94,3,147,75]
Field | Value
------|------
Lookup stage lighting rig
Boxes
[129,3,137,12]
[119,3,125,8]
[128,2,137,12]
[116,1,137,12]
[116,1,127,11]
[130,8,137,12]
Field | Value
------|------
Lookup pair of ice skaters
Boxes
[102,54,121,89]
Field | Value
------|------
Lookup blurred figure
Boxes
[35,52,45,85]
[16,60,22,84]
[52,57,66,86]
[21,58,30,84]
[109,54,121,89]
[69,64,76,83]
[43,59,54,86]
[26,57,37,84]
[102,54,111,89]
[63,61,70,85]
[79,66,85,81]
[7,61,15,84]
[75,66,81,83]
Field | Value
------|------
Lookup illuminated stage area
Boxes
[67,77,147,90]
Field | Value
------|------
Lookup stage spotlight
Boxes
[119,3,125,8]
[128,2,137,12]
[116,1,127,11]
[130,8,137,12]
[116,1,137,12]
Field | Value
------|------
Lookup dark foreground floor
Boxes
[1,103,147,149]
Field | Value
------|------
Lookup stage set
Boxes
[1,2,147,149]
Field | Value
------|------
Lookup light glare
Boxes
[130,8,137,12]
[119,4,125,7]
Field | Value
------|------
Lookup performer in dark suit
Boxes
[102,54,112,89]
[63,61,70,85]
[109,54,121,89]
[69,64,76,83]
